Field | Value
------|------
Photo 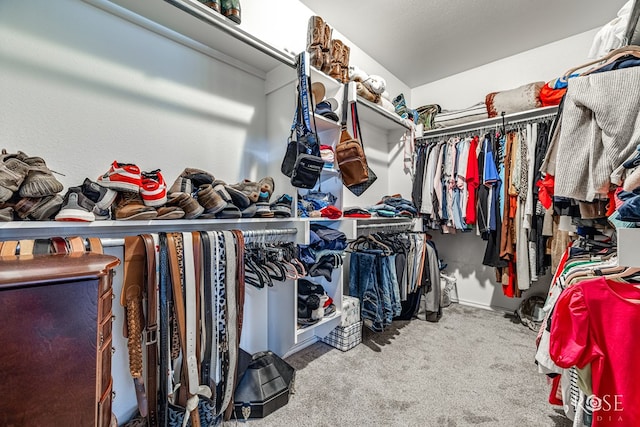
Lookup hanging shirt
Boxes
[550,277,640,427]
[466,135,480,224]
[483,136,500,231]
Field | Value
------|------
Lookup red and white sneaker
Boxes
[97,161,142,192]
[140,169,168,207]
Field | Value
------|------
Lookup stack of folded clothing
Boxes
[367,194,418,218]
[433,102,488,128]
[298,224,347,282]
[343,207,371,218]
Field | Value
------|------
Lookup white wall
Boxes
[411,28,599,110]
[240,0,411,105]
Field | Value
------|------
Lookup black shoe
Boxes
[81,178,117,210]
[55,188,96,222]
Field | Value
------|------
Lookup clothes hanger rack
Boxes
[417,106,558,144]
[94,228,299,248]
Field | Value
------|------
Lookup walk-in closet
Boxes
[1,1,638,426]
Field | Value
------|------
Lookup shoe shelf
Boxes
[356,96,412,131]
[296,310,341,339]
[0,217,306,241]
[83,0,295,78]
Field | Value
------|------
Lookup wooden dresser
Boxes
[0,253,120,427]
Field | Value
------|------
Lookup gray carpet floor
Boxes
[225,304,572,427]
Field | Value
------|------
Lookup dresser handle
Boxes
[111,315,116,323]
[111,346,116,355]
[99,332,104,347]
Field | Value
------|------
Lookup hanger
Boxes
[563,45,640,77]
[603,266,640,280]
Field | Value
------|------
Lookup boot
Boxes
[221,0,241,24]
[328,39,343,81]
[340,44,351,83]
[321,20,332,52]
[200,0,220,13]
[321,49,332,74]
[309,45,324,70]
[307,16,326,51]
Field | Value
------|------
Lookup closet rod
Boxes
[417,106,558,142]
[357,221,414,230]
[100,228,298,247]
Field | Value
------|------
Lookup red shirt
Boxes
[550,277,640,426]
[465,136,479,224]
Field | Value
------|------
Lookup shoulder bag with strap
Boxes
[282,52,324,189]
[335,82,369,187]
[344,100,378,196]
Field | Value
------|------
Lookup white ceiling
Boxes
[299,0,629,88]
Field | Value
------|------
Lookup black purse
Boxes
[281,52,323,188]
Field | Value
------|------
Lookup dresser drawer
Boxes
[98,288,113,323]
[97,378,113,427]
[99,335,113,397]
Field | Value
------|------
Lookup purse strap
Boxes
[341,82,349,129]
[351,102,366,149]
[289,53,320,153]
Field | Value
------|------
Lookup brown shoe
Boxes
[155,205,185,220]
[0,150,30,202]
[17,153,64,198]
[0,206,13,221]
[113,191,158,220]
[167,192,203,219]
[229,179,260,203]
[197,184,226,214]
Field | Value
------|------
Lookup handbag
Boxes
[345,101,377,196]
[281,52,323,188]
[335,83,369,187]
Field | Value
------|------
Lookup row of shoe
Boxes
[199,0,241,24]
[0,155,294,222]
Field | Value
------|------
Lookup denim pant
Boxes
[381,254,401,318]
[349,251,400,331]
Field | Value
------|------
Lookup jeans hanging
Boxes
[349,250,401,332]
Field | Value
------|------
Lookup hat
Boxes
[311,82,326,106]
[315,100,339,122]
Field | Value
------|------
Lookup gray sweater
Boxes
[554,66,640,201]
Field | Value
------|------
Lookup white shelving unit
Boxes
[3,0,415,359]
